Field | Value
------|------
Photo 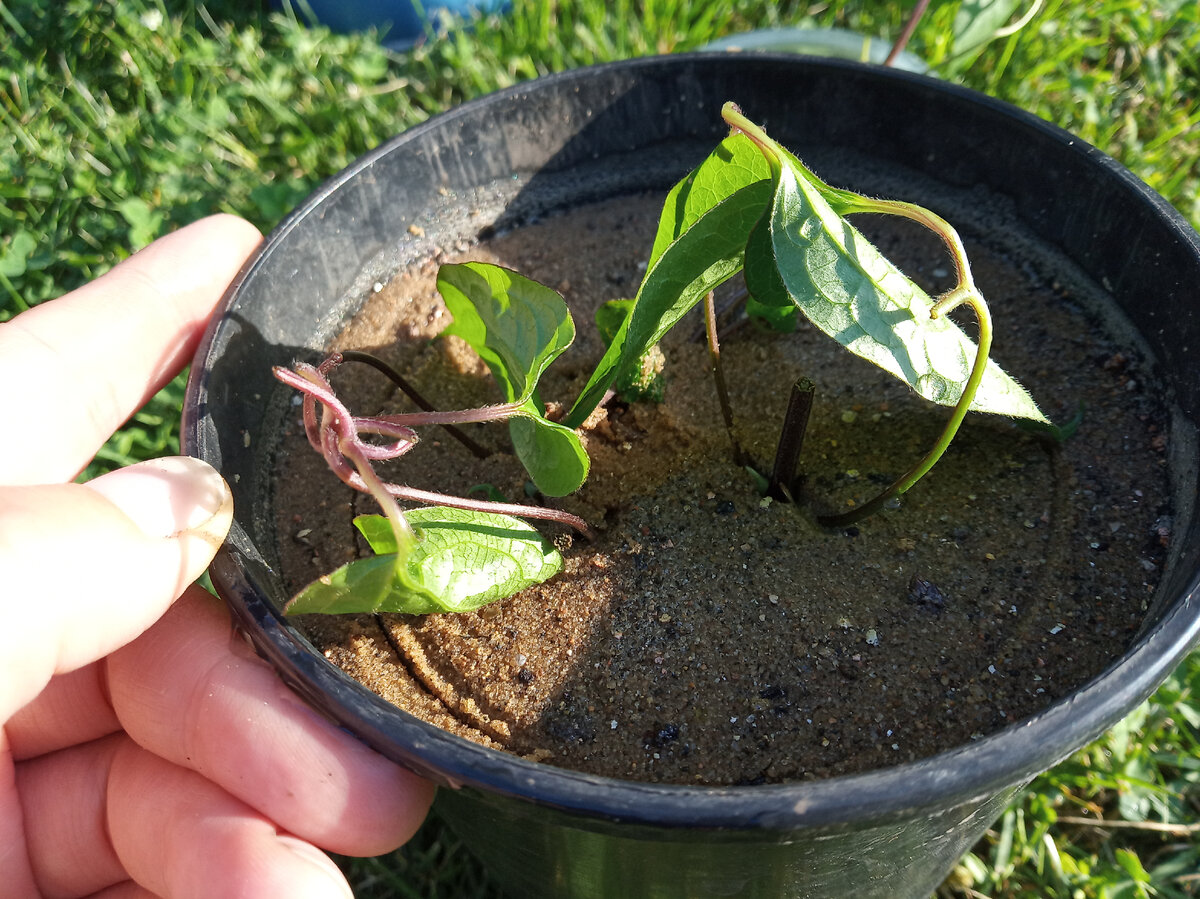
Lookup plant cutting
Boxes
[185,55,1200,899]
[274,102,1051,616]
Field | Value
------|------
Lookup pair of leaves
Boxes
[570,115,1045,426]
[286,263,579,617]
[286,507,562,615]
[437,261,589,496]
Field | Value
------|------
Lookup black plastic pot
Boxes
[184,55,1200,898]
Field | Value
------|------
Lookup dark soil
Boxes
[274,192,1172,785]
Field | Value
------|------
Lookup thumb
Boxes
[1,457,232,720]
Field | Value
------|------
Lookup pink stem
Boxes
[272,362,592,538]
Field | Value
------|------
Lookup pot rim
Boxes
[188,53,1200,831]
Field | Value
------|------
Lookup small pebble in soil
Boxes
[907,575,947,613]
[652,724,681,747]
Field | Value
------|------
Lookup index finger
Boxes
[0,214,262,486]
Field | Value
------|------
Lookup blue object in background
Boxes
[282,0,509,48]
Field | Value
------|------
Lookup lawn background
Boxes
[2,1,1199,895]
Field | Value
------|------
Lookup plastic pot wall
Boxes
[184,56,1200,898]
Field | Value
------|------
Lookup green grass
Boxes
[3,1,1198,895]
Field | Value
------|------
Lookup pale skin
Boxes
[0,215,435,898]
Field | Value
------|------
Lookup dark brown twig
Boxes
[768,377,815,502]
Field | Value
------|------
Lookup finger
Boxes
[108,741,355,899]
[89,883,158,899]
[0,214,261,486]
[0,728,41,899]
[0,457,232,721]
[107,588,433,857]
[13,732,127,898]
[6,663,118,761]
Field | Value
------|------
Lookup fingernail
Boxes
[277,836,355,899]
[86,456,233,541]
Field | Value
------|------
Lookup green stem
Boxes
[721,102,781,168]
[819,285,993,527]
[0,270,28,313]
[835,196,975,288]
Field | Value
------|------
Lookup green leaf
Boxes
[744,292,798,332]
[743,208,796,332]
[0,230,36,278]
[285,553,421,616]
[769,157,1046,422]
[249,179,313,224]
[437,261,589,496]
[565,178,774,427]
[945,0,1028,75]
[564,132,775,426]
[648,133,771,268]
[596,298,666,402]
[595,298,634,345]
[1115,848,1151,883]
[438,261,575,406]
[507,415,588,496]
[286,508,562,615]
[116,197,164,250]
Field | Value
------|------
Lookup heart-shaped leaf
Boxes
[286,507,562,615]
[438,262,589,496]
[438,261,575,404]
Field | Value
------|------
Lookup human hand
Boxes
[0,215,435,898]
